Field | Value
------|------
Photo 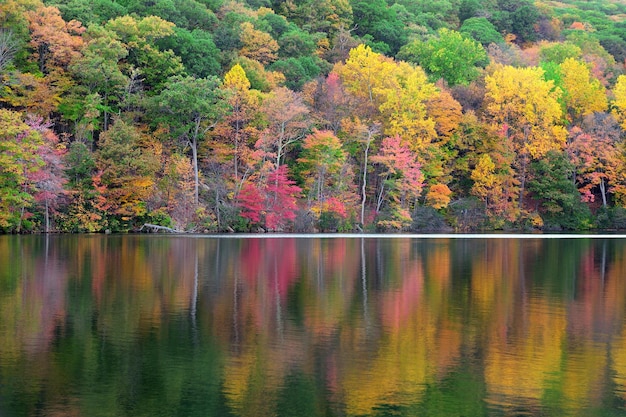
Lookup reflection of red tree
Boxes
[381,259,424,330]
[23,240,68,354]
[570,244,620,339]
[241,238,298,300]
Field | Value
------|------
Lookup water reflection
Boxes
[1,236,626,416]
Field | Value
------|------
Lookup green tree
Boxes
[152,75,227,205]
[95,119,160,230]
[156,28,221,78]
[528,150,591,230]
[397,28,488,86]
[539,42,582,64]
[105,15,184,91]
[351,0,407,54]
[460,17,504,46]
[298,130,349,208]
[0,109,44,232]
[70,24,128,132]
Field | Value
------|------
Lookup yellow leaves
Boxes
[560,58,607,120]
[425,88,463,139]
[239,22,279,65]
[426,183,452,209]
[337,45,438,152]
[223,64,251,92]
[614,75,626,130]
[471,153,497,200]
[485,65,566,159]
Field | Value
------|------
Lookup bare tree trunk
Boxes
[376,174,388,213]
[45,199,50,233]
[361,132,372,226]
[191,117,202,205]
[600,177,607,208]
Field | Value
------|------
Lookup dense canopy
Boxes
[1,0,626,232]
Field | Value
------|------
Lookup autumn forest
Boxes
[2,0,626,233]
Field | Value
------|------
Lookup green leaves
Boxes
[397,29,487,86]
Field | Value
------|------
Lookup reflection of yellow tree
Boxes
[607,249,626,401]
[485,298,566,406]
[339,239,461,416]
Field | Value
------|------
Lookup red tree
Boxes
[237,165,301,231]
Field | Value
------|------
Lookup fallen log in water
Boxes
[139,223,181,233]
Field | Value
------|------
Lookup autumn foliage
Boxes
[0,0,625,232]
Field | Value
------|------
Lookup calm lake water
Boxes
[2,234,626,416]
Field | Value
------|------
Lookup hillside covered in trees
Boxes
[1,0,626,233]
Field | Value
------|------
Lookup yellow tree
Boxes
[379,61,438,153]
[614,75,626,130]
[485,64,566,199]
[239,22,279,65]
[559,58,607,123]
[220,64,260,184]
[334,44,397,118]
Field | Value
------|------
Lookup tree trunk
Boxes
[45,199,50,233]
[191,117,202,205]
[600,177,607,208]
[361,133,372,226]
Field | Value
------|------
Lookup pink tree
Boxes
[567,115,622,207]
[26,116,67,232]
[371,135,424,230]
[237,165,301,231]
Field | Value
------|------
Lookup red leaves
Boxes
[238,182,263,224]
[237,165,302,231]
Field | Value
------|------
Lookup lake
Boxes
[1,234,626,416]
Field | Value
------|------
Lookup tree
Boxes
[237,165,301,231]
[105,15,184,90]
[156,28,221,78]
[397,28,488,86]
[0,110,44,232]
[58,137,116,233]
[336,45,438,150]
[95,119,160,230]
[371,135,424,229]
[0,29,19,72]
[219,64,259,185]
[256,86,310,174]
[298,130,348,208]
[160,153,196,229]
[269,56,322,91]
[239,21,279,65]
[26,5,84,74]
[152,75,227,205]
[425,88,463,140]
[471,153,498,207]
[351,0,407,54]
[484,65,566,200]
[559,58,607,123]
[614,75,626,130]
[425,183,452,209]
[528,150,591,230]
[264,166,302,231]
[70,24,128,132]
[567,114,623,208]
[378,62,438,153]
[335,44,396,110]
[539,42,582,64]
[460,17,504,46]
[25,116,67,232]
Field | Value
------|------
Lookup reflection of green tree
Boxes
[409,358,488,417]
[276,371,324,417]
